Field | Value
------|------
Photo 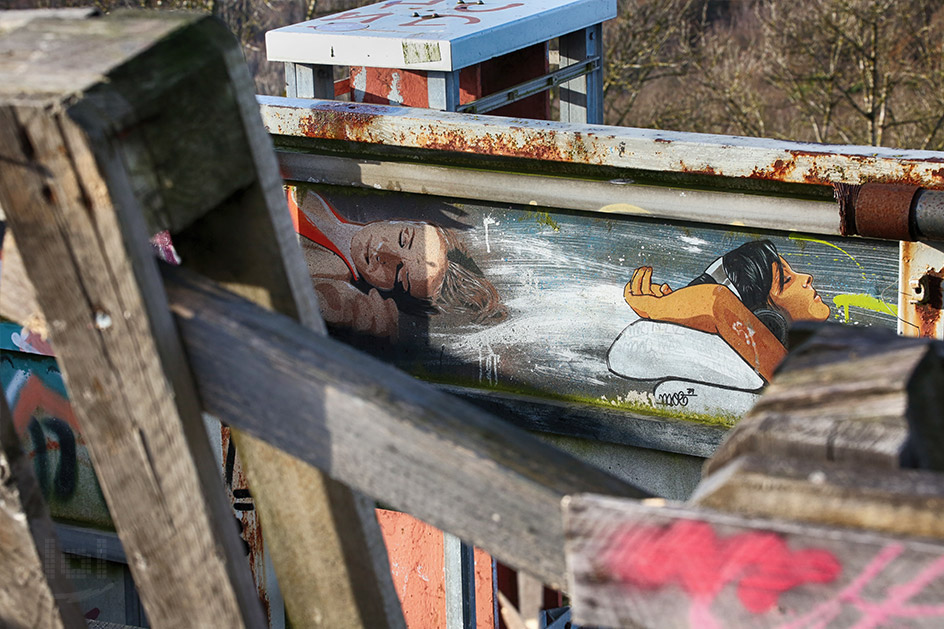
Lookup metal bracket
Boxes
[456,57,600,115]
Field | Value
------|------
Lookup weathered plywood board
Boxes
[565,494,944,629]
[285,184,899,425]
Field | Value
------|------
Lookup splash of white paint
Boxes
[416,564,430,583]
[388,72,403,104]
[483,214,499,253]
[478,343,500,385]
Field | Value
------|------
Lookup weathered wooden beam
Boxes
[0,8,97,35]
[162,264,650,589]
[704,324,944,477]
[0,12,257,237]
[564,494,944,629]
[0,391,85,629]
[693,453,944,541]
[168,30,405,624]
[0,229,45,335]
[0,13,266,628]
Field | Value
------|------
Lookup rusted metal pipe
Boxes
[839,184,944,241]
[914,190,944,240]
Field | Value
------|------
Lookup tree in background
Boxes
[602,0,701,127]
[6,0,944,150]
[607,0,944,149]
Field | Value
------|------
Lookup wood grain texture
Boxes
[0,13,265,628]
[693,453,944,540]
[705,324,944,477]
[565,494,944,629]
[169,35,405,625]
[0,13,255,236]
[0,388,85,629]
[0,229,46,335]
[0,8,97,35]
[163,264,651,589]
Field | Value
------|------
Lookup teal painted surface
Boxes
[1,327,112,529]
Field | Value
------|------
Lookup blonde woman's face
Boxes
[351,221,448,299]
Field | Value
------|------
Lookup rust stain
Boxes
[748,156,799,182]
[220,427,271,623]
[277,105,944,189]
[679,161,719,176]
[913,268,944,338]
[916,302,942,338]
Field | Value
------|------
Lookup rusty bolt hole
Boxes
[913,273,944,309]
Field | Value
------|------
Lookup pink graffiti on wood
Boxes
[604,520,840,628]
[776,544,944,629]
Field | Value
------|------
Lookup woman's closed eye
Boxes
[399,227,415,249]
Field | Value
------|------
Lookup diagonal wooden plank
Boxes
[162,264,651,589]
[0,13,266,628]
[168,27,406,624]
[0,391,86,629]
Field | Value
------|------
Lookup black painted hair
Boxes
[688,240,789,344]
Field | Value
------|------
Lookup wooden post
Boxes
[0,391,86,629]
[168,25,406,624]
[285,62,334,99]
[0,13,267,627]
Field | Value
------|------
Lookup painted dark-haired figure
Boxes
[614,240,829,383]
[289,188,506,340]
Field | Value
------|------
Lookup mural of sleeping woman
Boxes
[288,187,507,341]
[607,240,829,414]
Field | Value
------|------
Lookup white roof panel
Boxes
[266,0,616,71]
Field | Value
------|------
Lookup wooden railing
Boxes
[4,9,944,629]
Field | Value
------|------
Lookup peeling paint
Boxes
[260,97,944,189]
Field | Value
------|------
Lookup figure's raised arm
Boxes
[623,267,786,381]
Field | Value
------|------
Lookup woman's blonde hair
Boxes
[433,227,507,324]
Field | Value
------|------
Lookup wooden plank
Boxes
[0,14,265,628]
[161,264,651,589]
[0,390,85,629]
[168,27,405,626]
[0,13,256,236]
[704,324,944,476]
[0,8,97,35]
[0,229,46,336]
[693,454,944,540]
[565,494,944,629]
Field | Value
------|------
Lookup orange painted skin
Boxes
[624,257,829,382]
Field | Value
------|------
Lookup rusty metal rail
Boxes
[260,97,944,240]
